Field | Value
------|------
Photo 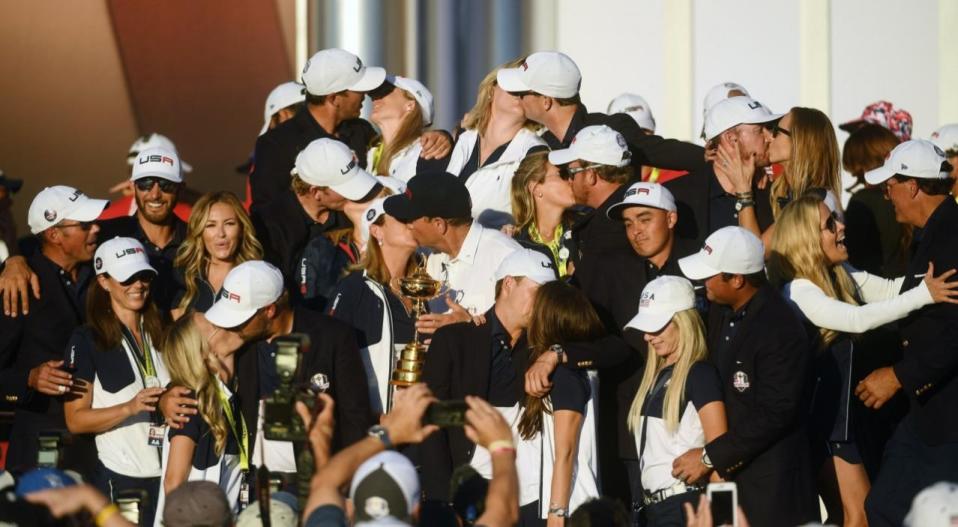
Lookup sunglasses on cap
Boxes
[116,270,155,286]
[134,177,178,193]
[54,221,95,231]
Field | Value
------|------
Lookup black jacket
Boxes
[892,198,958,444]
[419,316,630,501]
[235,306,374,454]
[704,285,819,527]
[0,253,90,471]
[249,109,377,213]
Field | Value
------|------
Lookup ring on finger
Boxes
[57,384,67,394]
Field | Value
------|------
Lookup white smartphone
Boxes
[707,482,738,527]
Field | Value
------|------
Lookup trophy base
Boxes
[390,342,428,387]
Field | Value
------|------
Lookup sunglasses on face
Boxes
[771,124,792,138]
[118,270,155,286]
[560,164,603,180]
[134,177,178,193]
[822,211,840,234]
[55,221,95,231]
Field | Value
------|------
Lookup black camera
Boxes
[423,400,468,428]
[263,334,329,442]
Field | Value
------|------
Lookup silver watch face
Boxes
[309,373,330,393]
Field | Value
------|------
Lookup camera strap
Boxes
[217,382,250,472]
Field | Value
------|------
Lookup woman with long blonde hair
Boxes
[767,193,958,527]
[625,276,726,525]
[510,151,579,277]
[157,315,247,518]
[171,191,262,318]
[447,57,548,220]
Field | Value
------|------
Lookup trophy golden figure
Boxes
[390,265,442,390]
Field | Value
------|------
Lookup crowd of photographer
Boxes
[2,46,958,527]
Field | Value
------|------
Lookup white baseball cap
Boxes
[904,481,958,527]
[703,82,751,116]
[864,139,951,185]
[607,182,677,219]
[204,261,284,328]
[625,276,696,333]
[930,124,958,154]
[350,451,419,525]
[291,139,380,201]
[301,48,386,96]
[260,81,305,135]
[548,125,632,168]
[496,51,582,99]
[27,186,109,235]
[494,248,557,285]
[607,93,656,132]
[679,226,765,280]
[94,237,156,282]
[377,176,407,196]
[703,96,783,142]
[389,76,434,127]
[127,133,193,173]
[360,198,387,242]
[130,146,184,184]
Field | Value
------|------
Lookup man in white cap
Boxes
[857,140,958,526]
[676,226,818,526]
[497,51,704,178]
[700,82,750,138]
[253,138,384,310]
[250,48,451,213]
[0,186,107,473]
[930,123,958,185]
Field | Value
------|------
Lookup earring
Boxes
[378,239,384,247]
[536,193,543,198]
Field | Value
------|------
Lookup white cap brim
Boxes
[67,198,110,223]
[351,67,387,93]
[548,148,578,166]
[332,168,380,201]
[864,164,895,185]
[204,301,258,329]
[625,311,672,333]
[496,68,530,93]
[679,252,721,281]
[108,262,157,282]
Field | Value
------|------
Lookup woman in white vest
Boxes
[626,276,727,525]
[157,315,247,522]
[327,198,420,414]
[516,281,603,525]
[366,76,449,182]
[447,58,548,222]
[62,237,169,527]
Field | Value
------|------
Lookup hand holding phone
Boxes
[707,482,738,527]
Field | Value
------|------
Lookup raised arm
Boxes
[786,278,933,335]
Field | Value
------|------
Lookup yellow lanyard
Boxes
[529,223,568,277]
[369,143,384,174]
[217,382,249,471]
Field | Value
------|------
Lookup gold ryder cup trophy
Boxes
[389,265,442,393]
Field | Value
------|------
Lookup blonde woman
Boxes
[510,151,580,277]
[367,76,448,182]
[157,315,247,520]
[447,58,548,220]
[625,276,726,525]
[171,191,263,318]
[767,193,958,527]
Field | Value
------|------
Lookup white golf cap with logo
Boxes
[703,82,751,115]
[607,93,656,132]
[494,248,557,285]
[205,261,285,328]
[930,123,958,153]
[127,133,193,173]
[703,96,783,142]
[864,139,951,185]
[607,182,676,219]
[27,185,109,235]
[292,138,380,201]
[131,146,184,184]
[389,76,434,127]
[261,81,306,135]
[626,275,696,333]
[548,125,632,168]
[496,51,581,99]
[301,48,386,96]
[94,237,156,282]
[679,226,765,280]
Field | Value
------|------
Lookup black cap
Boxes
[0,170,23,194]
[383,172,472,222]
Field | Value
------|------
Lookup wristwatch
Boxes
[734,198,755,212]
[701,449,714,469]
[548,505,569,518]
[368,425,393,450]
[549,344,565,364]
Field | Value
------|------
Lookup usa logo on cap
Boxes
[639,291,655,308]
[221,289,241,303]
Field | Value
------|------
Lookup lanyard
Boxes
[120,321,156,384]
[529,223,568,276]
[217,382,250,471]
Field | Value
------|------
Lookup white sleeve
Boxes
[785,279,932,334]
[846,264,908,303]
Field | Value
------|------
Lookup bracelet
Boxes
[733,191,754,199]
[548,505,569,517]
[486,439,515,454]
[95,503,120,527]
